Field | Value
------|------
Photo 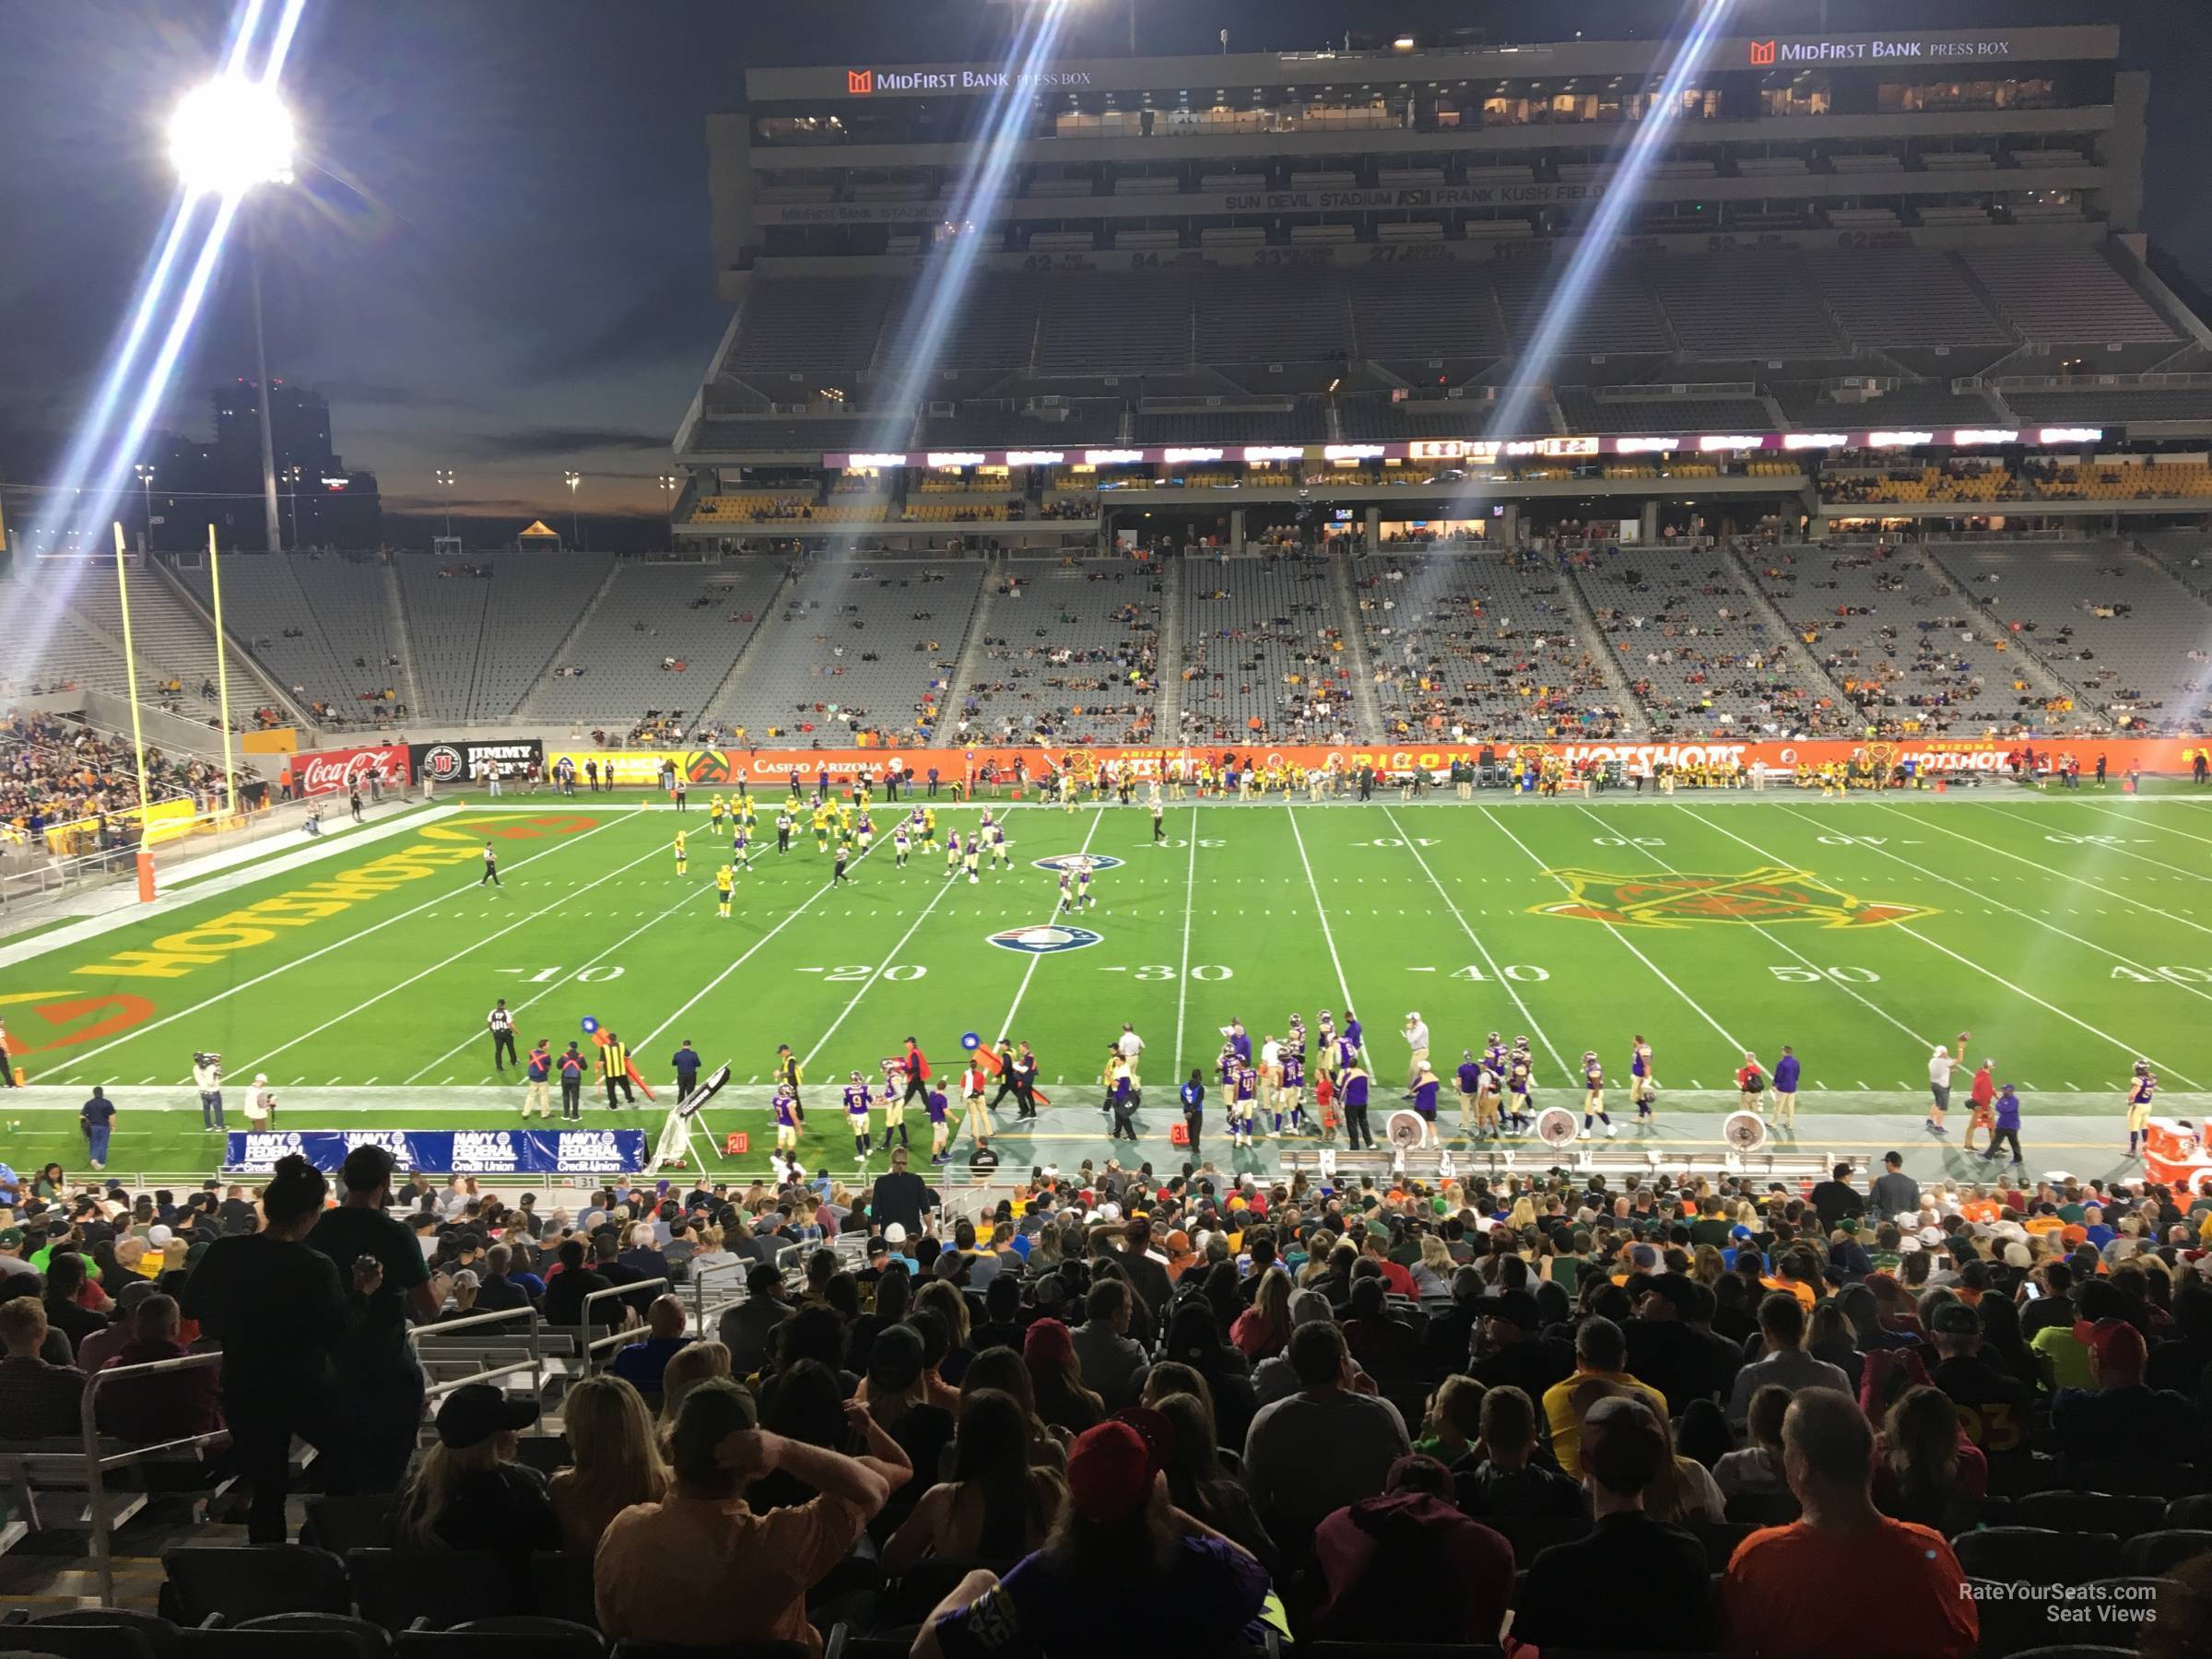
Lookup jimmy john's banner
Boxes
[546,738,2201,790]
[411,738,544,785]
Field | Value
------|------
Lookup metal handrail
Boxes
[74,1350,231,1605]
[579,1276,670,1372]
[408,1302,546,1412]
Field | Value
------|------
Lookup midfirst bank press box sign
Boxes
[225,1128,646,1176]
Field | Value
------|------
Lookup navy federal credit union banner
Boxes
[224,1128,646,1176]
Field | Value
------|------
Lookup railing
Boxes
[578,1276,671,1372]
[409,1303,547,1415]
[73,1350,232,1605]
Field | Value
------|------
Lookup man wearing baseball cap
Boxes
[915,1409,1269,1659]
[597,1376,910,1654]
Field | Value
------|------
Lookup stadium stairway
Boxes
[1912,540,2094,710]
[1712,539,1859,715]
[1156,556,1187,736]
[73,565,289,717]
[1329,551,1389,737]
[383,561,425,716]
[513,559,625,723]
[930,553,1002,743]
[1544,550,1651,730]
[696,558,816,735]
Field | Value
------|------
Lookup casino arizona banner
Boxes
[224,1127,646,1175]
[545,735,2200,790]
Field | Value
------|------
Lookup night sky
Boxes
[0,0,2199,544]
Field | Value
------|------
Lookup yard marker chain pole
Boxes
[1380,804,1568,1080]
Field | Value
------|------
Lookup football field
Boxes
[6,783,2212,1182]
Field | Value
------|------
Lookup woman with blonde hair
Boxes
[547,1373,669,1553]
[1411,1233,1456,1299]
[1230,1266,1293,1360]
[1639,1398,1725,1524]
[654,1338,731,1437]
[1507,1195,1537,1232]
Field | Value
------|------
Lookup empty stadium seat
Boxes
[1951,1526,2124,1589]
[0,1611,180,1659]
[394,1616,606,1659]
[2123,1529,2212,1577]
[196,1613,393,1659]
[346,1548,527,1631]
[159,1544,351,1625]
[2013,1490,2168,1540]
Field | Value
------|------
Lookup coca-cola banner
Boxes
[292,743,410,796]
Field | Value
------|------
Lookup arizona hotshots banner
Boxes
[544,736,2202,790]
[224,1127,646,1175]
[290,743,410,796]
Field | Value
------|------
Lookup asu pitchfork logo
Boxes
[1532,866,1935,930]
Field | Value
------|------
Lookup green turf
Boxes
[6,786,2212,1177]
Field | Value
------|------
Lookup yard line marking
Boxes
[1772,811,2201,1084]
[1627,806,1933,1048]
[1880,803,2212,934]
[1479,806,1742,1057]
[1969,802,2212,885]
[1765,805,2212,1008]
[233,838,671,1077]
[62,815,629,1071]
[633,811,912,1056]
[402,879,705,1083]
[1172,806,1199,1080]
[1383,806,1568,1079]
[2065,798,2212,855]
[988,808,1106,1057]
[1287,806,1357,1018]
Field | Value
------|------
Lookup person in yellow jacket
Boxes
[672,830,688,876]
[714,864,734,919]
[709,794,726,830]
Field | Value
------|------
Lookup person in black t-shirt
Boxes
[182,1156,374,1540]
[868,1148,938,1237]
[542,1238,618,1327]
[309,1144,442,1495]
[1513,1395,1716,1653]
[1453,1384,1583,1521]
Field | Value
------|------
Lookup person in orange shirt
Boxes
[1963,1059,1997,1155]
[1722,1390,1977,1659]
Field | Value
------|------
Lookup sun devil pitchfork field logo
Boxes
[1533,866,1936,930]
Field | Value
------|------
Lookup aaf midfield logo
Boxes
[1031,853,1125,872]
[988,924,1102,955]
[847,69,874,95]
[1533,866,1936,931]
[1748,39,1778,65]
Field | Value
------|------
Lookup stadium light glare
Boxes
[170,76,295,197]
[1457,0,1740,498]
